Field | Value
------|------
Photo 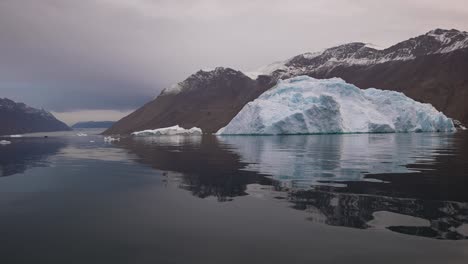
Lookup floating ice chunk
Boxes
[9,135,22,138]
[0,140,12,145]
[131,125,202,136]
[217,76,455,135]
[453,120,467,130]
[104,136,120,142]
[76,133,88,137]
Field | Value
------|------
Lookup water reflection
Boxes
[121,133,468,239]
[118,136,272,201]
[218,134,453,188]
[2,132,467,240]
[0,138,66,177]
[289,187,468,240]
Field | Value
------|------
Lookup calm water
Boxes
[1,130,468,263]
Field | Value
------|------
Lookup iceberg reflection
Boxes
[219,133,452,188]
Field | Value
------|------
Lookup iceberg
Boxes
[131,125,202,136]
[0,140,12,145]
[217,76,455,135]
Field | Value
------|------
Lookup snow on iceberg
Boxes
[217,76,455,135]
[131,125,202,136]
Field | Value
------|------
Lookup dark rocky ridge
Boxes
[105,29,468,135]
[0,98,71,135]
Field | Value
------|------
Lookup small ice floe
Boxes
[453,120,467,130]
[104,136,120,142]
[131,125,202,136]
[89,140,95,143]
[9,135,22,138]
[76,133,88,137]
[0,140,12,145]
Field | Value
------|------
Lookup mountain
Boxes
[105,68,271,134]
[258,28,468,124]
[0,98,71,135]
[71,121,115,129]
[105,28,468,135]
[249,29,468,78]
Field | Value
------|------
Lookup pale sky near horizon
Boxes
[1,0,468,124]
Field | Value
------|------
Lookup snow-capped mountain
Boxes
[249,28,468,80]
[106,28,468,135]
[0,98,70,135]
[105,67,270,134]
[160,67,250,95]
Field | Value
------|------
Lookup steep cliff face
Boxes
[0,98,71,135]
[106,29,468,134]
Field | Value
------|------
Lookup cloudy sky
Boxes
[1,0,468,124]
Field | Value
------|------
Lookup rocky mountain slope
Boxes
[105,68,271,134]
[105,28,468,134]
[0,98,70,135]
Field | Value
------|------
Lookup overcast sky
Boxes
[1,0,468,124]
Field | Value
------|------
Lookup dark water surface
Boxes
[1,130,468,263]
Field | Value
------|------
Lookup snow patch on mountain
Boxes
[161,83,184,95]
[0,98,55,119]
[217,76,455,135]
[161,67,248,94]
[425,29,468,53]
[252,29,468,80]
[364,43,386,50]
[132,125,202,136]
[245,60,289,79]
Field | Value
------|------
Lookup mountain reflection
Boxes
[118,136,273,201]
[118,133,468,239]
[289,187,468,240]
[0,138,66,177]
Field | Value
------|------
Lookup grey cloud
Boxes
[0,0,467,112]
